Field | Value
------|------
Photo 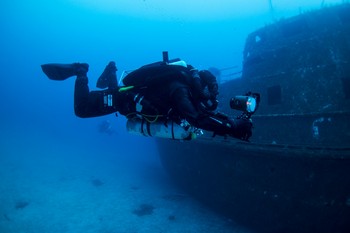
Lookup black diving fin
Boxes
[41,63,89,81]
[96,61,118,89]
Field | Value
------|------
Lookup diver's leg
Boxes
[74,65,118,118]
[41,62,120,118]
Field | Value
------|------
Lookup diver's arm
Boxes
[172,87,252,141]
[191,70,210,101]
[199,70,219,111]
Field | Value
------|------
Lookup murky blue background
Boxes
[0,1,342,232]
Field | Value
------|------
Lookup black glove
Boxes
[230,118,253,141]
[202,98,218,111]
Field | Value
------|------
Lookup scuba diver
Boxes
[98,120,115,136]
[41,53,256,141]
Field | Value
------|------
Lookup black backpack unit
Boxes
[122,59,192,89]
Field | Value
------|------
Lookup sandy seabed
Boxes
[0,130,253,233]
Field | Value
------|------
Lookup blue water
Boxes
[0,1,341,232]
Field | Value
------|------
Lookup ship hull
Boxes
[157,138,350,233]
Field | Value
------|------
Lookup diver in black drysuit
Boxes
[41,60,252,141]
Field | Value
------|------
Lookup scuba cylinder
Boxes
[126,118,196,140]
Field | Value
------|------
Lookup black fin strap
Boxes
[146,121,152,136]
[141,118,145,136]
[171,121,175,140]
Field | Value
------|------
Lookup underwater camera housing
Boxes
[230,92,260,119]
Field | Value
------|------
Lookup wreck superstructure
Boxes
[157,4,350,233]
[220,3,350,147]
